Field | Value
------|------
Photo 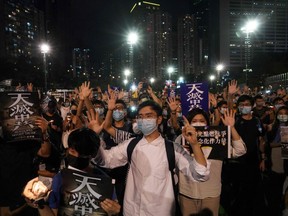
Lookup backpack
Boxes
[127,136,182,216]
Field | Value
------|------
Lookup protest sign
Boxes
[182,125,231,160]
[280,126,288,159]
[59,168,115,216]
[180,82,209,116]
[0,92,42,142]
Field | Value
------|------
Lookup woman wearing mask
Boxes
[267,106,288,215]
[175,108,246,216]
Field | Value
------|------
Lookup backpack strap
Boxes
[164,139,181,215]
[127,136,143,163]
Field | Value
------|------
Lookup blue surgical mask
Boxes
[136,118,158,136]
[95,108,104,115]
[239,106,252,115]
[113,110,125,121]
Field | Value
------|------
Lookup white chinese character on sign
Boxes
[186,84,204,110]
[69,172,102,215]
[8,93,34,131]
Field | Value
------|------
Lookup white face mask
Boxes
[191,122,206,127]
[277,114,288,122]
[132,122,142,134]
[220,107,227,115]
[137,118,158,136]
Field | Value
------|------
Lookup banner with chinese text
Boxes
[0,92,42,142]
[59,168,115,216]
[182,126,231,160]
[180,82,209,116]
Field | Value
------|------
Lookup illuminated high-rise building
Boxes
[72,48,91,79]
[177,15,199,80]
[0,0,45,62]
[129,1,173,79]
[219,0,288,71]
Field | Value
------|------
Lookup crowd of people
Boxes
[0,79,288,216]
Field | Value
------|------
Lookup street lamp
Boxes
[40,43,50,92]
[167,66,174,80]
[241,19,259,84]
[216,64,224,87]
[127,32,139,80]
[124,69,131,83]
[209,75,216,89]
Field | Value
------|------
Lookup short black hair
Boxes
[68,127,100,157]
[237,95,254,106]
[217,100,227,108]
[254,95,263,101]
[273,97,284,105]
[116,99,127,109]
[92,99,105,107]
[186,108,210,126]
[137,100,162,116]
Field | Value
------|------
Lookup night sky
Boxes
[63,0,191,59]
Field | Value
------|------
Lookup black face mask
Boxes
[71,110,77,115]
[66,154,90,170]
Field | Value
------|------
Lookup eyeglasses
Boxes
[137,113,158,119]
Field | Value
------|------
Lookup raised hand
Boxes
[167,96,178,112]
[79,81,92,99]
[228,80,239,95]
[117,89,124,100]
[100,199,121,215]
[107,91,117,111]
[220,109,235,127]
[27,83,33,92]
[182,116,198,146]
[35,116,49,133]
[209,93,217,108]
[87,109,104,134]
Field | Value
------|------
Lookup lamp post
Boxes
[127,32,138,80]
[40,43,50,92]
[241,19,259,84]
[124,69,131,83]
[209,75,216,89]
[216,64,224,87]
[167,66,174,81]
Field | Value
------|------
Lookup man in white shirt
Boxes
[91,100,210,216]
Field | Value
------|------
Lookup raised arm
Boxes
[182,116,207,167]
[227,80,239,109]
[167,96,180,131]
[221,109,246,157]
[35,116,51,157]
[103,91,117,137]
[147,85,162,107]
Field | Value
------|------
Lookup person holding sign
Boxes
[23,128,120,216]
[174,108,246,216]
[91,100,210,216]
[266,105,288,215]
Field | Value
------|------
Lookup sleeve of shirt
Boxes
[173,142,210,182]
[93,138,134,169]
[48,173,62,209]
[231,138,247,158]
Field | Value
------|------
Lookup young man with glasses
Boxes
[90,100,210,216]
